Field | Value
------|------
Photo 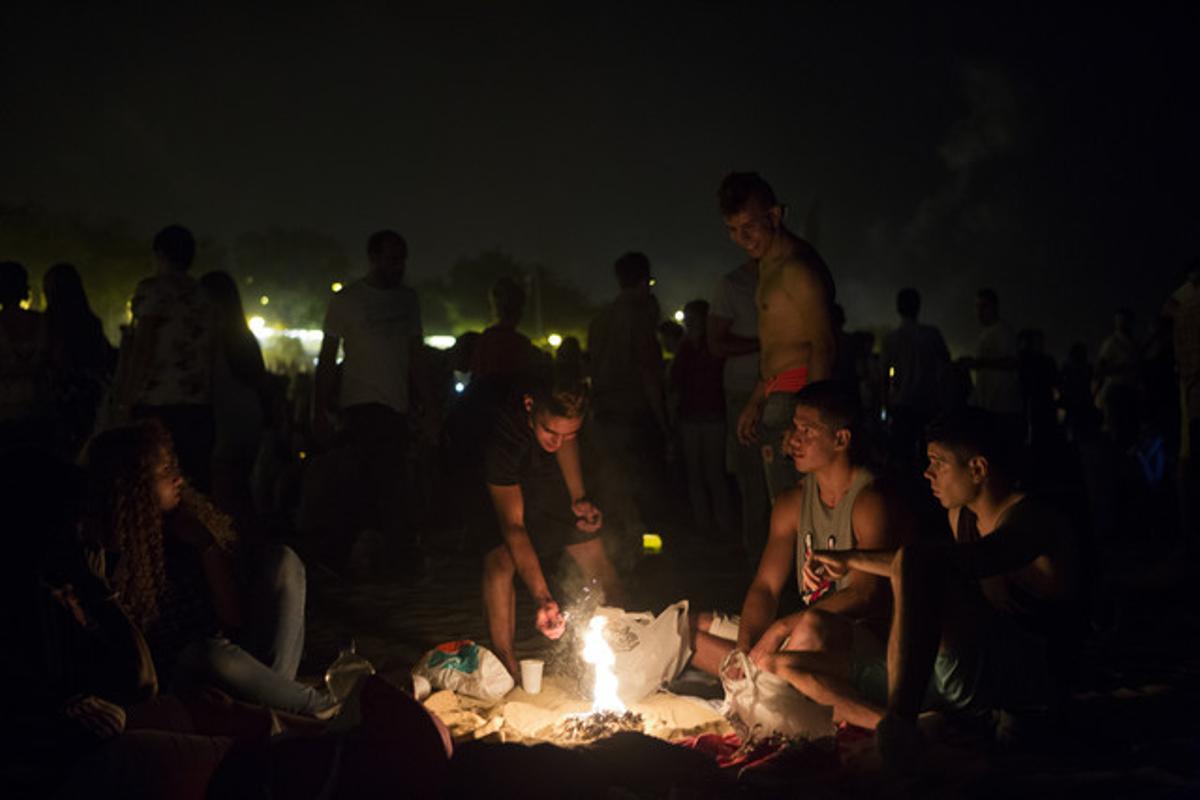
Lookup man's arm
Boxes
[735,488,802,653]
[781,263,835,381]
[708,314,759,359]
[313,333,341,443]
[489,483,555,606]
[555,437,587,503]
[806,485,896,619]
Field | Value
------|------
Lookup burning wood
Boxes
[552,710,646,743]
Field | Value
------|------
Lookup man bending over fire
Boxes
[690,381,905,692]
[479,374,623,678]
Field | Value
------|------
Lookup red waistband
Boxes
[764,367,809,397]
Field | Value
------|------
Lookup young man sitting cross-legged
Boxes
[690,381,907,705]
[767,407,1079,758]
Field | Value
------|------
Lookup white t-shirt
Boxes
[709,264,760,395]
[322,279,422,414]
[971,320,1022,414]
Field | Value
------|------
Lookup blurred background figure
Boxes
[0,260,50,450]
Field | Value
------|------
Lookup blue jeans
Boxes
[759,391,800,502]
[176,545,332,715]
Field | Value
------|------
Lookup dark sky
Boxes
[3,2,1198,352]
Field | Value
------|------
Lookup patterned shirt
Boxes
[130,272,215,406]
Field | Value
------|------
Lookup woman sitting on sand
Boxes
[82,420,337,717]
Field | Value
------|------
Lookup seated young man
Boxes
[773,407,1078,752]
[479,376,623,678]
[690,381,903,690]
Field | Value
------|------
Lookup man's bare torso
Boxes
[756,230,835,380]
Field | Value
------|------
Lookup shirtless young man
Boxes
[718,172,837,501]
[689,381,903,683]
[768,408,1077,755]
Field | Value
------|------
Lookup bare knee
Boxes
[691,611,714,634]
[483,546,515,583]
[789,608,835,651]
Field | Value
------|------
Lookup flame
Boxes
[581,615,625,713]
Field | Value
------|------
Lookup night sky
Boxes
[3,2,1198,353]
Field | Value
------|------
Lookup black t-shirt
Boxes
[484,405,562,496]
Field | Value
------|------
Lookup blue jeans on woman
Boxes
[176,544,334,716]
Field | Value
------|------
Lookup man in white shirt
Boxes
[708,258,769,560]
[961,289,1022,433]
[315,230,433,562]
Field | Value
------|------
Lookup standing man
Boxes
[709,258,770,560]
[588,252,671,551]
[719,172,837,502]
[115,225,216,490]
[961,289,1022,435]
[479,377,622,678]
[314,230,434,560]
[882,288,950,466]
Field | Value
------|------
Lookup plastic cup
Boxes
[520,658,544,694]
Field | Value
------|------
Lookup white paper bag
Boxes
[591,601,692,706]
[719,650,835,741]
[412,640,514,701]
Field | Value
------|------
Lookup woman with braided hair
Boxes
[82,419,337,717]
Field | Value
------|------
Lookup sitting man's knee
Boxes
[691,611,713,634]
[789,609,834,651]
[483,545,515,578]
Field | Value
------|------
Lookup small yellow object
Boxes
[888,366,896,379]
[259,295,270,306]
[331,281,344,293]
[642,533,663,554]
[298,450,308,460]
[547,333,563,348]
[673,310,684,323]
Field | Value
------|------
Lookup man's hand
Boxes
[736,397,763,445]
[571,499,603,533]
[535,599,567,640]
[810,550,850,582]
[747,616,794,667]
[64,695,126,741]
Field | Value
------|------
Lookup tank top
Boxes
[796,467,875,600]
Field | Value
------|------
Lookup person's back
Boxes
[588,253,664,423]
[0,261,50,445]
[883,290,948,415]
[325,277,421,414]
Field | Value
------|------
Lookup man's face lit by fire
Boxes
[723,200,782,261]
[528,408,583,454]
[786,404,847,473]
[923,442,984,509]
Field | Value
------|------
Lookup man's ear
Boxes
[768,205,784,226]
[967,455,989,484]
[522,394,534,414]
[834,428,852,452]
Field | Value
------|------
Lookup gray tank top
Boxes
[796,467,875,598]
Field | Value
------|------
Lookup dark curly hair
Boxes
[82,420,236,625]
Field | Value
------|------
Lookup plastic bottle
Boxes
[324,640,376,702]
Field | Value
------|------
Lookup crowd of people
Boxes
[1,170,1197,794]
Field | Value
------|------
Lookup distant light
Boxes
[298,450,308,460]
[649,278,657,287]
[888,366,896,379]
[424,335,457,350]
[454,381,465,394]
[248,315,267,334]
[18,298,31,310]
[547,333,563,348]
[330,281,344,293]
[259,295,270,306]
[642,532,663,554]
[673,310,684,323]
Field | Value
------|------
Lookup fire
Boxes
[581,615,625,713]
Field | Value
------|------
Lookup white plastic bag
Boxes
[412,640,514,701]
[591,601,692,705]
[719,650,835,741]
